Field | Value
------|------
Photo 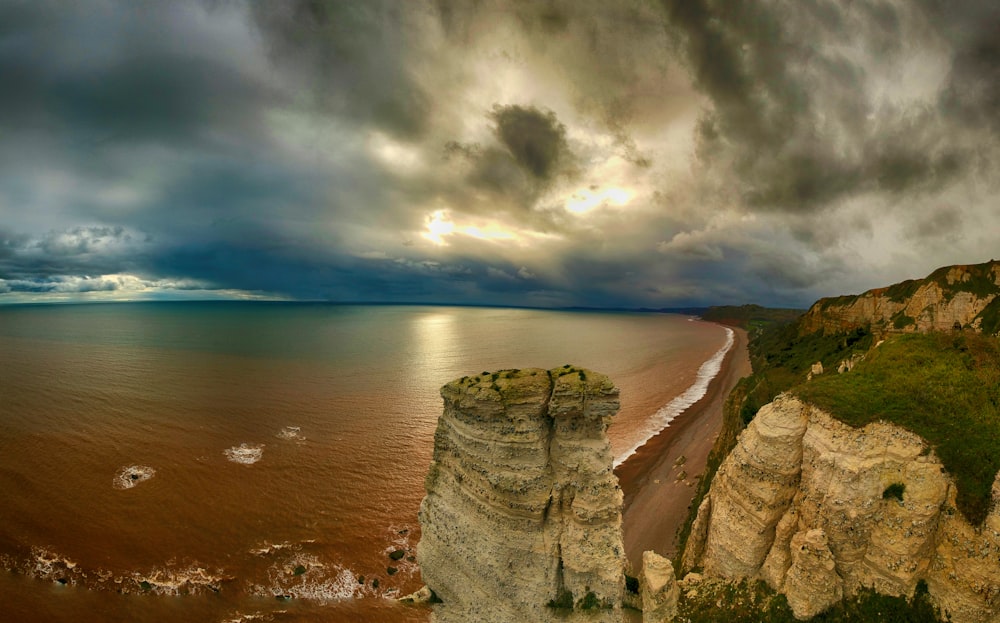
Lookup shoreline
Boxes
[614,324,735,468]
[615,325,751,571]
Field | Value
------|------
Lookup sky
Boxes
[1,0,998,308]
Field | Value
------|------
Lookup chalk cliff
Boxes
[683,395,1000,622]
[799,260,1000,336]
[416,366,626,621]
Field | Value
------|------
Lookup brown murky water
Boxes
[0,302,727,622]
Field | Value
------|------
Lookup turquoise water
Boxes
[0,302,727,622]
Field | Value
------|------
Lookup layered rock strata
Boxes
[641,551,679,623]
[684,394,1000,622]
[799,261,1000,336]
[417,366,626,621]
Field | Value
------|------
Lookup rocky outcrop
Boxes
[783,529,843,619]
[696,395,809,579]
[684,395,1000,622]
[799,260,1000,336]
[641,551,679,622]
[417,366,626,621]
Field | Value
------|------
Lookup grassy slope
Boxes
[679,326,1000,567]
[794,332,1000,525]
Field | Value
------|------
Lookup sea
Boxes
[0,302,731,622]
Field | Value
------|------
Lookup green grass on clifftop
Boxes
[794,332,1000,525]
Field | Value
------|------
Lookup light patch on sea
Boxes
[224,443,265,465]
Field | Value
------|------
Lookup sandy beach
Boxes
[616,326,751,571]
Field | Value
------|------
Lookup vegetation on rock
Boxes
[676,579,944,623]
[794,332,1000,525]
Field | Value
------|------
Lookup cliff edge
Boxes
[683,395,1000,622]
[799,260,1000,336]
[416,366,626,621]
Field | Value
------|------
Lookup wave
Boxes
[614,326,735,467]
[225,443,264,465]
[11,547,230,595]
[131,563,230,595]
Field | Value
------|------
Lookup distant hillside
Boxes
[800,260,1000,336]
[699,304,803,333]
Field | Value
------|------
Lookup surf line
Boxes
[614,326,735,468]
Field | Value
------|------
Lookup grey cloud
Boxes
[249,0,432,139]
[660,0,998,211]
[904,205,964,241]
[2,0,999,310]
[490,105,570,182]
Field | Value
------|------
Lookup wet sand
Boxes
[616,327,751,571]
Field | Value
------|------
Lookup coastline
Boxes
[615,326,751,571]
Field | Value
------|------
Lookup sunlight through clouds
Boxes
[565,187,633,215]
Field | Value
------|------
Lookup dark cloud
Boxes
[249,0,432,139]
[660,0,999,212]
[2,0,999,308]
[490,105,570,181]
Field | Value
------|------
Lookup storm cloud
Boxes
[1,0,998,308]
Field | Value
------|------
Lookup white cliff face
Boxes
[799,262,1000,336]
[641,551,679,623]
[684,395,1000,622]
[696,395,809,579]
[417,367,626,622]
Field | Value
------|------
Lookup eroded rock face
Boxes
[799,261,1000,336]
[684,395,1000,623]
[641,551,679,622]
[417,367,625,621]
[697,395,809,578]
[784,529,843,619]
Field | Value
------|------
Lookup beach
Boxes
[616,327,751,571]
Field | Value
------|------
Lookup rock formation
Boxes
[416,366,626,622]
[799,260,1000,336]
[640,551,679,623]
[683,395,1000,622]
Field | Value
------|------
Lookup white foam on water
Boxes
[276,426,304,441]
[614,327,735,467]
[221,612,283,623]
[251,553,360,603]
[113,465,156,490]
[249,541,295,557]
[30,547,77,581]
[131,562,230,595]
[224,443,264,465]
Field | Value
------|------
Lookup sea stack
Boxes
[416,366,626,621]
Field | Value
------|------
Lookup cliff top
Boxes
[794,331,1000,525]
[803,259,1000,336]
[726,260,1000,524]
[816,260,1000,311]
[441,365,618,415]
